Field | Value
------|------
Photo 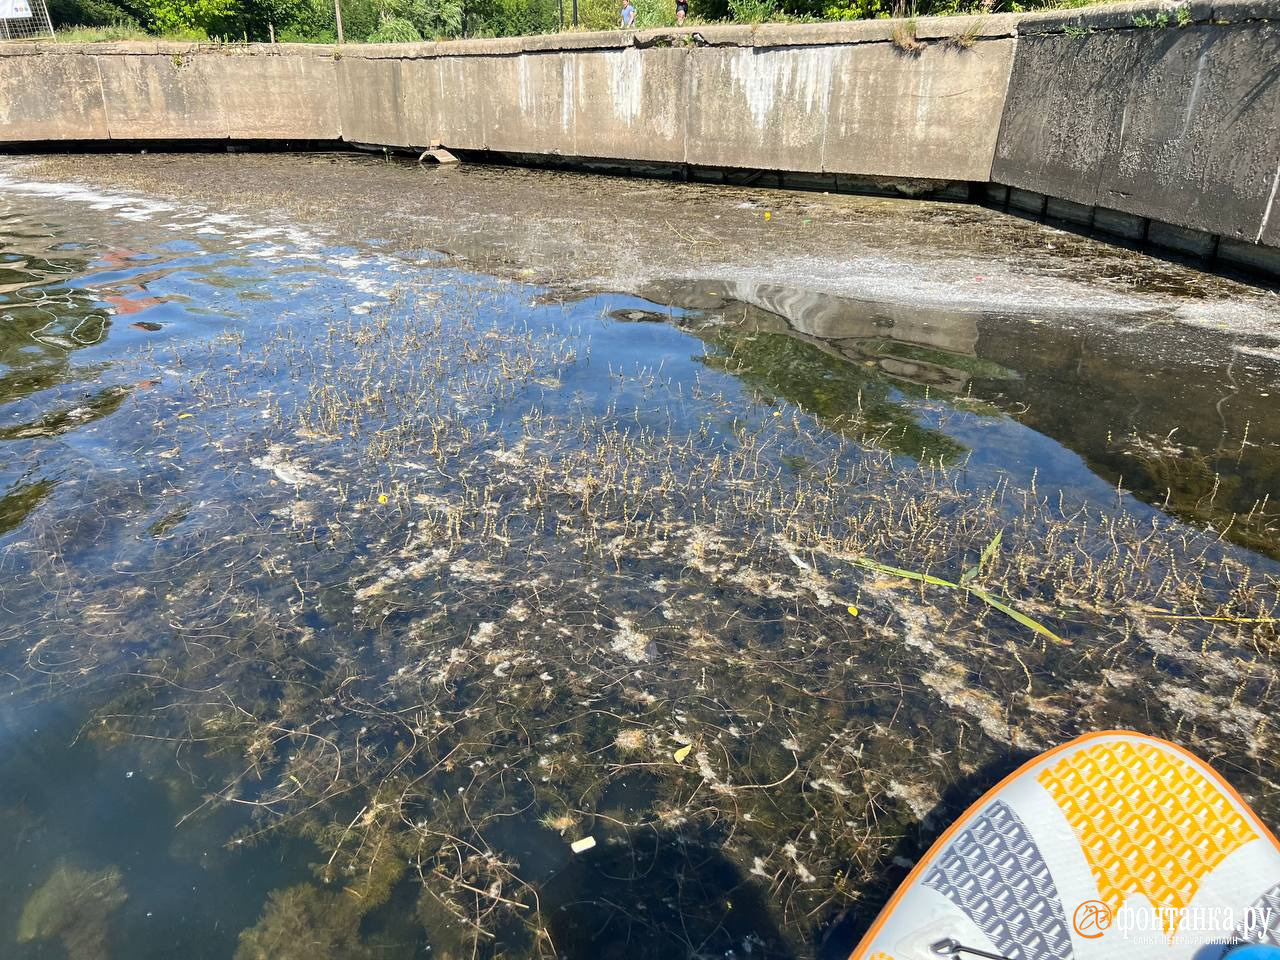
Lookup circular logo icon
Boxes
[1073,900,1112,939]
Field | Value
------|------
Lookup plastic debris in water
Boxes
[674,744,692,764]
[570,837,596,854]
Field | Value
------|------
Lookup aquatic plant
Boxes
[3,258,1277,959]
[236,885,374,960]
[17,864,127,960]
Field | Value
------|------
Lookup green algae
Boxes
[0,478,54,537]
[17,864,127,960]
[236,885,374,960]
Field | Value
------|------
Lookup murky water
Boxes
[0,155,1277,960]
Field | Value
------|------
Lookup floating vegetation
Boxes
[17,864,127,960]
[0,166,1277,958]
[850,538,1068,646]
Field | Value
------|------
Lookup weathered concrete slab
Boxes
[686,45,831,172]
[88,49,338,141]
[1264,177,1280,247]
[1211,0,1280,22]
[992,32,1136,208]
[994,22,1280,242]
[574,47,686,163]
[399,58,441,149]
[483,52,575,155]
[219,53,338,139]
[826,41,1014,181]
[914,12,1021,39]
[1222,234,1280,274]
[748,20,891,45]
[1016,0,1210,34]
[430,56,498,149]
[0,53,109,141]
[337,56,407,146]
[94,53,228,139]
[1102,23,1280,242]
[522,30,628,52]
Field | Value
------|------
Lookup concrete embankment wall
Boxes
[1,0,1278,277]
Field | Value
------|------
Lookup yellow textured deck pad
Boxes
[848,732,1280,960]
[1037,741,1256,935]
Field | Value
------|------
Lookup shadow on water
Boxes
[537,829,796,960]
[0,701,314,960]
[816,748,1038,960]
[635,279,1280,559]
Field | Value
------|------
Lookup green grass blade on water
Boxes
[852,556,956,588]
[968,588,1067,646]
[962,529,1003,585]
[851,555,1067,646]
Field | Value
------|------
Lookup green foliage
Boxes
[573,0,685,31]
[244,0,323,38]
[818,0,891,19]
[46,0,1136,45]
[145,0,232,33]
[632,0,677,27]
[466,0,557,36]
[277,21,336,38]
[367,10,422,38]
[406,0,463,36]
[54,22,150,40]
[48,0,145,28]
[728,0,776,22]
[575,0,615,29]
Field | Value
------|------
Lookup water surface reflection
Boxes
[637,280,1280,557]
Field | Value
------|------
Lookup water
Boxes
[0,154,1276,960]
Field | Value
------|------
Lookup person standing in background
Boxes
[620,0,636,26]
[675,0,687,23]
